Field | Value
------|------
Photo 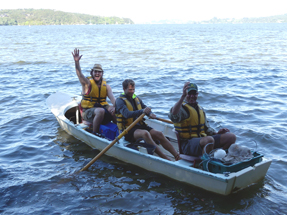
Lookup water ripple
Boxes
[1,23,287,214]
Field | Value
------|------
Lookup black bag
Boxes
[126,138,156,155]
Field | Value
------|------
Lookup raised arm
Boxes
[72,48,90,95]
[171,82,190,115]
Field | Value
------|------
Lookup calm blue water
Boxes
[1,24,287,214]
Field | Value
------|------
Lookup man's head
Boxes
[186,83,198,104]
[90,64,103,82]
[122,79,135,97]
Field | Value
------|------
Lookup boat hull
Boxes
[47,92,272,195]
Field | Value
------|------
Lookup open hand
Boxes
[183,82,190,97]
[72,48,82,62]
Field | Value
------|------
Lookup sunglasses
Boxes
[92,70,103,73]
[188,91,198,95]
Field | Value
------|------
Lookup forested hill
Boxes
[0,9,134,26]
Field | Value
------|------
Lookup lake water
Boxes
[1,23,287,214]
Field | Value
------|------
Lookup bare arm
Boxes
[106,84,116,106]
[171,82,190,115]
[72,48,90,95]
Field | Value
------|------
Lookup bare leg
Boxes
[199,136,215,155]
[92,108,105,133]
[149,129,179,160]
[219,133,236,149]
[134,129,172,161]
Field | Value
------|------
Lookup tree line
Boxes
[0,9,134,26]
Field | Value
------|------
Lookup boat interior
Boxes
[64,105,202,164]
[61,101,268,176]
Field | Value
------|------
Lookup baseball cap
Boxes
[187,83,198,93]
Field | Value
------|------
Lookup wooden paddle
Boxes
[80,113,146,172]
[155,117,173,124]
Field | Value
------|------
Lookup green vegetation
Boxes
[1,9,286,25]
[0,9,134,26]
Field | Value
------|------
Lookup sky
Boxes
[1,0,287,24]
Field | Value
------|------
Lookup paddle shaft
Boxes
[80,113,146,171]
[156,117,173,124]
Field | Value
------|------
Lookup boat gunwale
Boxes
[48,92,272,195]
[60,99,271,181]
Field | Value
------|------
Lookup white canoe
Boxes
[46,92,272,195]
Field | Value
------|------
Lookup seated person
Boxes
[72,49,116,134]
[115,79,180,161]
[168,82,236,156]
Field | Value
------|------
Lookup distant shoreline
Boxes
[142,14,287,24]
[1,9,287,25]
[1,23,286,27]
[0,9,134,26]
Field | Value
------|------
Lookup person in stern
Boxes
[115,79,180,161]
[72,48,116,134]
[168,82,236,156]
